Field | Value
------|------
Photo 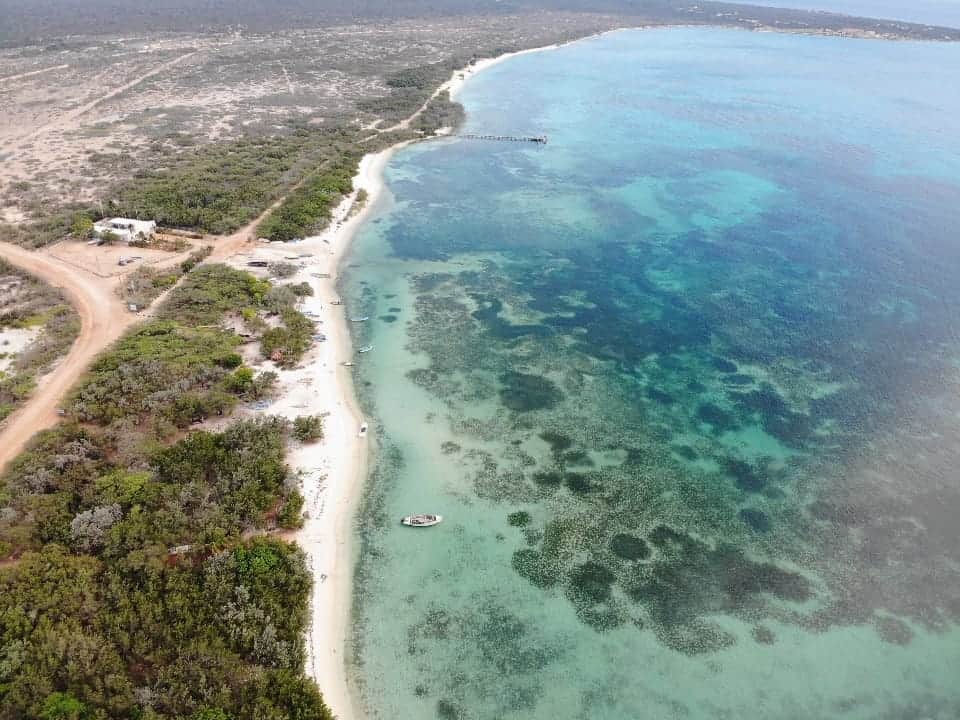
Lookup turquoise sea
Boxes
[344,28,960,720]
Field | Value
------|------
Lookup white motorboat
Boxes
[401,514,443,527]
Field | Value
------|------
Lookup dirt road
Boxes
[0,243,135,470]
[1,50,198,150]
[0,91,419,472]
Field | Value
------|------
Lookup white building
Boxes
[92,218,156,244]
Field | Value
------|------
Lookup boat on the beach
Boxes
[401,514,443,527]
[358,345,373,353]
[350,316,369,322]
[359,422,368,438]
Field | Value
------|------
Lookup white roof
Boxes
[95,217,155,227]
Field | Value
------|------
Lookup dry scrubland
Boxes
[0,14,623,225]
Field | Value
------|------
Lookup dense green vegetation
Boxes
[0,264,330,718]
[415,90,466,134]
[0,205,88,249]
[156,263,270,326]
[110,127,360,235]
[357,60,459,124]
[0,260,81,422]
[292,415,324,443]
[257,154,360,242]
[70,321,244,429]
[261,308,315,368]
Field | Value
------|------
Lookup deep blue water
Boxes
[346,28,960,720]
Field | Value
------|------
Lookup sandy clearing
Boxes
[0,326,42,374]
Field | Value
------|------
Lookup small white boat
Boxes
[358,422,368,438]
[401,514,443,527]
[350,316,370,322]
[358,345,373,353]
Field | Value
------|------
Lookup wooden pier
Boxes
[459,134,547,144]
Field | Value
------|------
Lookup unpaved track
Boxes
[0,64,70,84]
[0,243,135,470]
[2,50,198,149]
[0,203,271,470]
[0,86,425,472]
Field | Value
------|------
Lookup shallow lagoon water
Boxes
[345,28,960,720]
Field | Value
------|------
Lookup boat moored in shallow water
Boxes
[350,316,370,322]
[358,345,373,353]
[401,514,443,527]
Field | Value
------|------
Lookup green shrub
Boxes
[109,127,360,235]
[292,415,324,443]
[277,488,305,529]
[261,308,314,367]
[69,214,94,239]
[157,264,270,326]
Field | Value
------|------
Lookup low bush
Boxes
[69,321,242,428]
[157,264,270,326]
[261,308,314,368]
[292,415,324,443]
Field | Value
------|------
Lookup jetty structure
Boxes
[459,133,547,144]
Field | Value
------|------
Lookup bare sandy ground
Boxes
[0,326,41,374]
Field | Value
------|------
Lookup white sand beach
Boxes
[223,146,403,720]
[231,34,617,719]
[238,35,613,719]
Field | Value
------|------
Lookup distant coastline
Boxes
[2,1,958,47]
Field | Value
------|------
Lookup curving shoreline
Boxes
[298,41,599,719]
[225,145,410,720]
[286,35,601,720]
[289,33,606,719]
